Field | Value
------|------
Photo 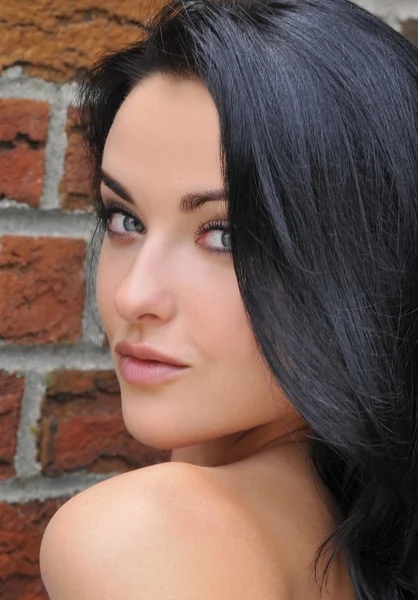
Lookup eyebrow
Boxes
[100,168,227,213]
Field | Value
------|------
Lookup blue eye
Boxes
[97,202,144,236]
[108,212,143,234]
[195,220,231,254]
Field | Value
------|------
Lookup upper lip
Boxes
[114,341,189,367]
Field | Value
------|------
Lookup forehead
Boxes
[102,73,223,194]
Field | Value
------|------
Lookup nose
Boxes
[114,239,177,325]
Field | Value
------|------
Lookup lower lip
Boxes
[118,355,189,385]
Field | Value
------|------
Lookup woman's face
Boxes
[97,73,306,467]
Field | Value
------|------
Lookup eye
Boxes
[196,220,231,254]
[108,212,143,235]
[97,203,145,237]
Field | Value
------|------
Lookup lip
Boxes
[114,341,189,386]
[114,341,189,367]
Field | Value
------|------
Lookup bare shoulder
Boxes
[40,461,287,600]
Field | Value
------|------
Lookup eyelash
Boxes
[96,201,231,255]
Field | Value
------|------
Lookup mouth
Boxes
[117,355,188,386]
[114,341,190,386]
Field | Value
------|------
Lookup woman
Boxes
[39,0,418,598]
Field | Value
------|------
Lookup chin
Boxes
[120,402,188,450]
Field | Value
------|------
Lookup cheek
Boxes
[195,273,256,359]
[196,276,282,402]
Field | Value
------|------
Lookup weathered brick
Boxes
[0,498,69,600]
[0,372,24,480]
[0,99,49,207]
[0,0,165,82]
[402,19,418,47]
[0,99,50,142]
[37,370,170,476]
[59,109,93,211]
[0,237,86,344]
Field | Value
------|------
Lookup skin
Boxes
[97,72,311,469]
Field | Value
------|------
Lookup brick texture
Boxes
[0,0,165,82]
[37,370,170,476]
[0,99,49,206]
[0,237,86,344]
[0,372,24,480]
[0,499,69,600]
[59,108,93,211]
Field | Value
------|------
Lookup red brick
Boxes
[402,19,418,47]
[0,498,69,600]
[0,146,45,207]
[59,131,93,212]
[59,106,93,211]
[0,1,165,82]
[0,99,49,207]
[0,372,24,480]
[0,99,49,142]
[37,370,170,476]
[0,237,86,344]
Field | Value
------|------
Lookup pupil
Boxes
[222,231,231,248]
[124,216,137,231]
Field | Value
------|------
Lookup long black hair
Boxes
[75,1,418,597]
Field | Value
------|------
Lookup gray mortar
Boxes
[397,0,418,20]
[0,203,97,240]
[82,245,106,346]
[0,344,113,372]
[0,472,115,503]
[353,0,418,28]
[14,372,46,478]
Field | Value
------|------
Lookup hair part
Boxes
[76,1,418,598]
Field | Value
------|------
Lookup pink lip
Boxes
[114,341,188,367]
[114,341,189,386]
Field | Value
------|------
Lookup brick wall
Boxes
[0,1,417,598]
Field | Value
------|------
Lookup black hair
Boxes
[75,1,418,598]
